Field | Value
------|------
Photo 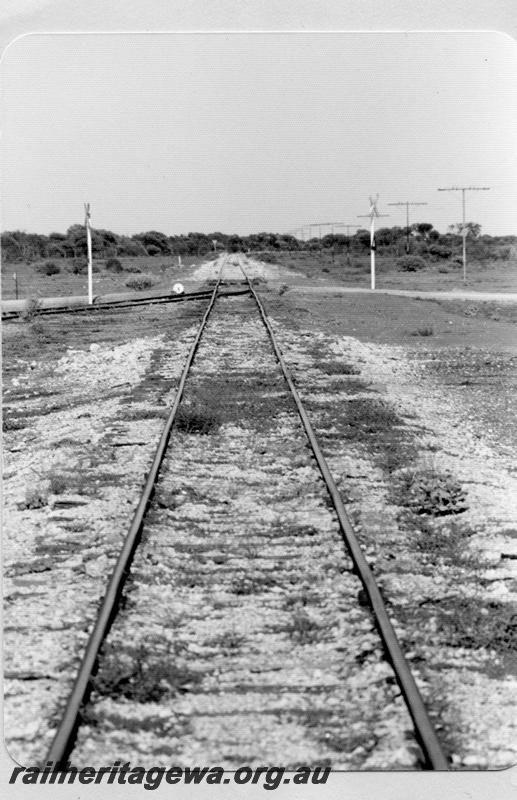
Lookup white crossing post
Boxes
[358,196,389,291]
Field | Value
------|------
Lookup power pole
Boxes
[308,222,340,249]
[332,223,359,264]
[84,203,93,304]
[387,200,428,254]
[437,186,490,283]
[358,196,389,290]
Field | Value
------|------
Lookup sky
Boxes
[1,30,517,238]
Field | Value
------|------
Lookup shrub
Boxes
[175,402,221,435]
[318,360,360,375]
[68,258,87,275]
[21,297,41,321]
[66,258,100,274]
[30,320,46,335]
[125,275,155,290]
[410,326,434,337]
[36,260,61,276]
[105,257,123,272]
[47,244,67,258]
[93,641,201,702]
[395,255,428,272]
[427,244,452,261]
[19,485,49,510]
[48,473,68,495]
[496,246,512,260]
[394,468,468,516]
[118,238,147,257]
[146,245,160,256]
[124,264,142,273]
[255,251,277,264]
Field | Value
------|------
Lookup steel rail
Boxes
[1,290,213,319]
[243,267,449,771]
[45,258,228,768]
[2,287,249,321]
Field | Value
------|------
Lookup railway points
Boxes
[3,252,516,771]
[39,254,447,770]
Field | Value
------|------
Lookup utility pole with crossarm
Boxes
[358,196,389,290]
[437,186,490,283]
[332,223,360,265]
[387,200,428,254]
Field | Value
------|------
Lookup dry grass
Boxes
[410,326,434,337]
[392,467,468,516]
[93,640,202,703]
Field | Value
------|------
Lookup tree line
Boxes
[1,223,515,263]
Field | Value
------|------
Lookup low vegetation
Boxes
[330,397,401,439]
[3,222,513,263]
[410,325,434,337]
[393,467,468,516]
[318,360,361,375]
[19,485,49,510]
[93,641,202,703]
[395,255,428,272]
[124,275,155,291]
[105,257,123,272]
[174,401,222,435]
[175,374,291,435]
[20,297,41,321]
[35,260,61,276]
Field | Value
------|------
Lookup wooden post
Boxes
[85,203,93,304]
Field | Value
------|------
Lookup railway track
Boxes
[1,286,249,321]
[45,254,448,770]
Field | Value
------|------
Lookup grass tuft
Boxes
[318,360,361,376]
[436,597,517,653]
[125,275,156,290]
[93,641,202,702]
[175,401,222,435]
[21,297,41,322]
[410,326,434,337]
[393,468,468,516]
[19,485,49,509]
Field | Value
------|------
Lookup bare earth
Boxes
[2,254,516,769]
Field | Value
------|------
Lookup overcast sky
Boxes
[2,31,517,237]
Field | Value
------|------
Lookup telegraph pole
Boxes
[84,203,93,304]
[332,223,360,264]
[437,186,490,283]
[387,200,428,254]
[358,196,389,290]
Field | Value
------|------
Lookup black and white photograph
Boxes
[1,11,517,797]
